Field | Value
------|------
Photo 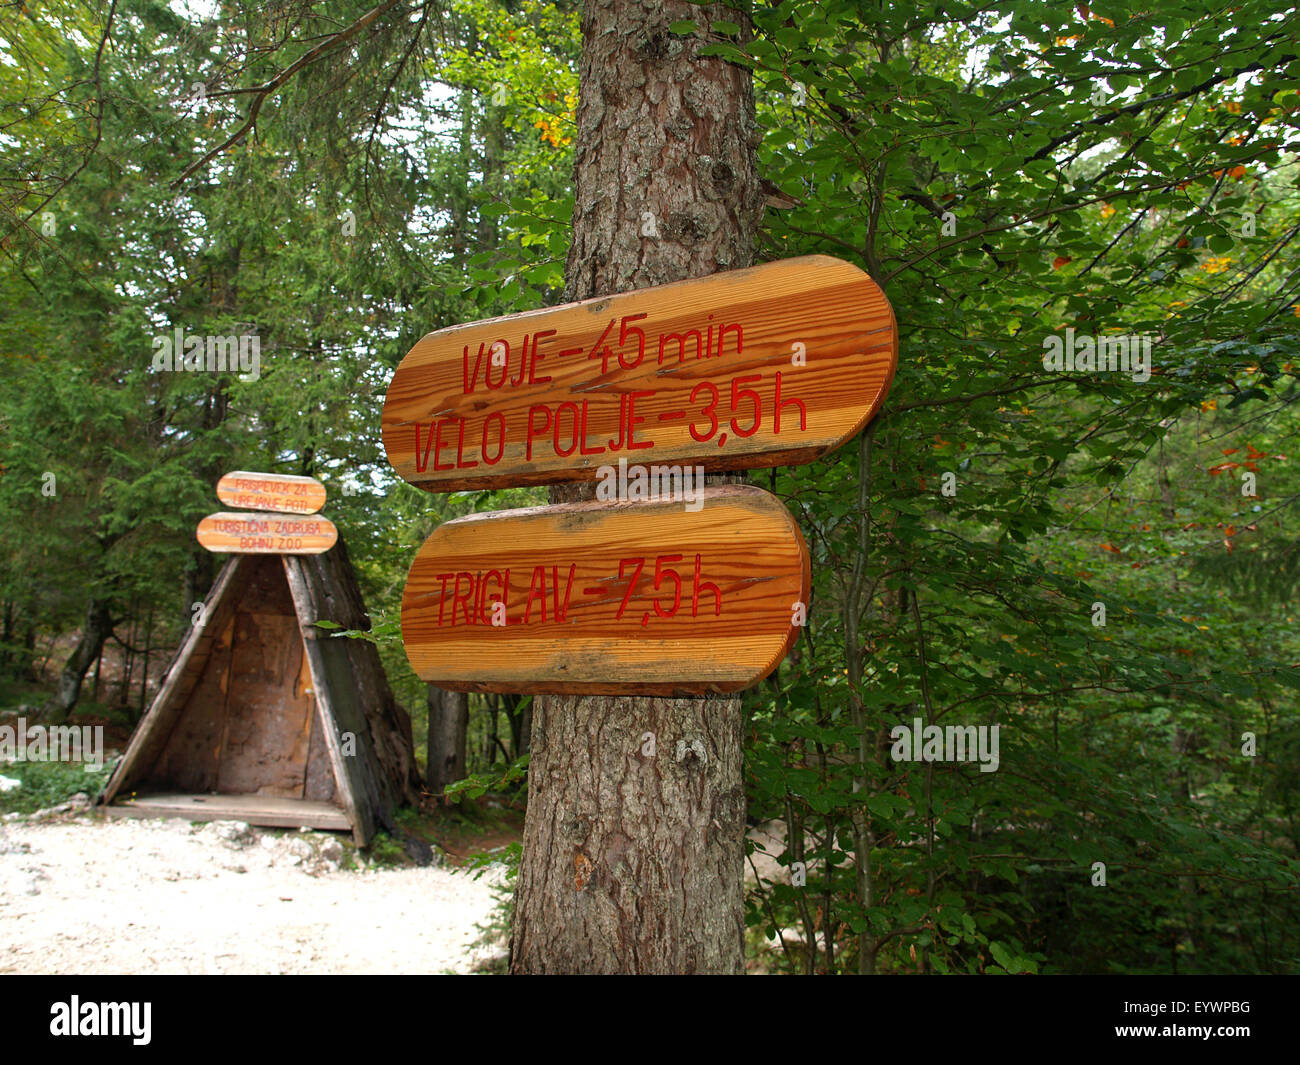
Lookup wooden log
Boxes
[382,255,897,492]
[196,512,338,555]
[400,485,810,694]
[216,471,327,514]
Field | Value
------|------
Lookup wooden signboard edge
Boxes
[383,254,899,494]
[401,484,812,697]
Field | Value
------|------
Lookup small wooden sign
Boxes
[383,255,896,492]
[400,485,810,694]
[196,512,338,555]
[216,471,327,514]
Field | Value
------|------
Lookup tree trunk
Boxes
[138,603,154,719]
[425,685,468,798]
[39,598,114,723]
[0,599,12,676]
[510,0,763,974]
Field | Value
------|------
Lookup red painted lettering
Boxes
[452,572,475,626]
[718,321,743,357]
[455,418,479,468]
[462,342,487,393]
[773,371,806,434]
[730,374,763,437]
[526,405,552,460]
[689,382,719,442]
[658,328,702,365]
[691,554,721,616]
[436,572,454,626]
[413,422,437,473]
[433,419,455,471]
[626,389,654,451]
[510,333,530,387]
[615,557,645,620]
[578,399,606,456]
[618,314,647,369]
[485,339,509,389]
[481,411,506,465]
[529,329,556,384]
[587,319,616,374]
[652,555,683,618]
[483,569,505,624]
[552,564,576,621]
[524,565,548,623]
[553,401,580,458]
[608,394,627,451]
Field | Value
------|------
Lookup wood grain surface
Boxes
[216,470,327,514]
[196,511,338,555]
[400,485,810,694]
[383,255,896,492]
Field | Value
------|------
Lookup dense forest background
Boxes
[2,0,1298,974]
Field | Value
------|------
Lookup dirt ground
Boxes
[0,810,510,975]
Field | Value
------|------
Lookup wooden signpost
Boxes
[216,471,327,514]
[383,255,897,492]
[400,485,809,694]
[385,254,896,695]
[196,511,338,555]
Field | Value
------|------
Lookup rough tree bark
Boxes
[426,685,469,797]
[509,0,764,974]
[38,598,114,723]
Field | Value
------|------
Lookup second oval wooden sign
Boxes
[383,255,896,492]
[196,512,338,555]
[400,485,810,694]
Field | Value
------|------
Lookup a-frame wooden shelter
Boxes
[100,542,420,846]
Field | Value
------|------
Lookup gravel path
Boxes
[0,812,508,975]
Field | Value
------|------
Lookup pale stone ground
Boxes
[0,807,509,975]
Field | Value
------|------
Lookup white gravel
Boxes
[0,813,509,975]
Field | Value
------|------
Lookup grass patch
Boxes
[0,758,109,816]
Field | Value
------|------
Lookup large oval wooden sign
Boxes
[196,512,338,555]
[400,485,810,694]
[383,255,896,492]
[216,471,327,514]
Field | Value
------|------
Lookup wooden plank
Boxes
[148,612,235,792]
[216,470,326,514]
[196,512,338,555]
[400,485,810,694]
[105,792,351,831]
[214,599,315,798]
[302,703,338,804]
[101,554,253,805]
[382,255,897,492]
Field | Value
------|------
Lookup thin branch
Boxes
[172,0,405,188]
